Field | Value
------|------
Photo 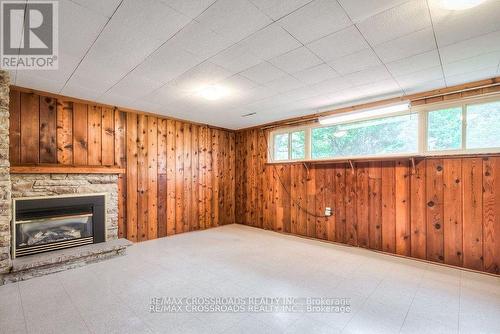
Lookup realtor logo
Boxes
[1,0,58,69]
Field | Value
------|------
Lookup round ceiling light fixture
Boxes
[436,0,487,10]
[199,85,229,101]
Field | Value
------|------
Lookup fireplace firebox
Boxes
[12,194,106,258]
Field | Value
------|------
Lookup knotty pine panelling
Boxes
[9,88,235,242]
[235,129,500,275]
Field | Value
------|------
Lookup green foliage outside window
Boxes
[274,133,289,160]
[311,114,418,159]
[291,131,305,159]
[466,101,500,149]
[427,107,462,151]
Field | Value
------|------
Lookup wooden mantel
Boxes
[10,165,126,174]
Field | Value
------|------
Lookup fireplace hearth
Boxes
[13,194,106,258]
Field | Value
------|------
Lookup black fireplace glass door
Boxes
[16,214,93,249]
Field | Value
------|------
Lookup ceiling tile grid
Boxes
[7,0,500,129]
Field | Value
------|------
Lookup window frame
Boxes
[268,94,500,163]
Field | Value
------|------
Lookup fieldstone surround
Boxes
[0,70,11,274]
[10,173,119,240]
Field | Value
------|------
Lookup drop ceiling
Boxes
[9,0,500,129]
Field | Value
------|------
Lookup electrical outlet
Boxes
[324,207,332,216]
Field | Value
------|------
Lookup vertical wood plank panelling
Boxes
[334,165,346,243]
[205,127,213,229]
[368,161,382,251]
[20,93,39,164]
[114,110,126,239]
[166,120,176,235]
[483,157,500,274]
[306,166,316,238]
[345,165,357,246]
[229,132,236,225]
[183,124,192,232]
[356,163,369,248]
[381,161,396,253]
[39,96,57,163]
[212,130,220,227]
[56,100,73,165]
[462,158,483,271]
[290,165,299,235]
[175,122,184,233]
[410,159,427,259]
[198,126,207,229]
[191,126,200,230]
[395,160,410,256]
[426,159,445,263]
[87,105,102,165]
[73,103,88,165]
[9,90,21,165]
[147,117,158,240]
[126,113,138,242]
[157,120,167,238]
[137,115,148,241]
[101,107,115,166]
[443,159,463,266]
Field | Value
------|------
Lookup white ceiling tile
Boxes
[338,0,408,22]
[443,52,500,77]
[264,75,305,93]
[60,80,104,101]
[357,0,431,46]
[168,62,234,93]
[68,0,121,18]
[97,91,137,107]
[59,0,110,59]
[238,85,280,105]
[439,30,500,64]
[269,47,323,74]
[293,63,339,85]
[373,27,437,63]
[169,21,234,59]
[111,0,191,43]
[143,84,190,106]
[429,0,500,47]
[403,78,445,95]
[395,66,443,89]
[307,76,352,95]
[445,67,499,87]
[249,0,312,20]
[279,86,322,101]
[306,25,368,62]
[239,23,301,61]
[15,72,65,94]
[343,65,393,86]
[104,72,164,100]
[328,48,381,75]
[210,43,263,73]
[278,0,352,44]
[386,49,441,77]
[132,42,203,84]
[196,0,272,43]
[217,74,259,97]
[159,0,217,18]
[240,62,288,84]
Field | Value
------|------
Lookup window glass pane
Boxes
[274,133,289,160]
[466,101,500,149]
[311,114,418,159]
[427,107,462,151]
[291,131,305,159]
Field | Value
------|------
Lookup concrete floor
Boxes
[1,224,499,334]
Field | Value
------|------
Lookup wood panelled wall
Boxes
[235,129,500,275]
[9,89,235,241]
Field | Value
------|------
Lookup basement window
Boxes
[268,94,500,162]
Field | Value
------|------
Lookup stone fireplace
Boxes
[0,71,128,284]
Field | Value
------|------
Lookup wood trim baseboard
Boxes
[10,165,126,174]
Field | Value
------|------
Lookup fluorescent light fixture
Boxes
[319,102,410,125]
[436,0,487,10]
[198,85,229,101]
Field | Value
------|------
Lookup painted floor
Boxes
[1,224,499,334]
